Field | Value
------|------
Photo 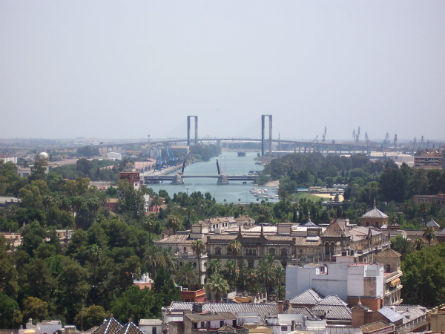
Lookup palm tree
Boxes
[228,240,241,290]
[206,273,229,301]
[144,246,176,276]
[256,255,281,300]
[423,227,435,246]
[222,260,236,289]
[192,240,206,286]
[176,263,200,290]
[145,215,156,243]
[207,259,222,277]
[413,238,424,251]
[166,215,180,234]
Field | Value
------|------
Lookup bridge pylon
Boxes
[187,115,198,146]
[261,114,272,156]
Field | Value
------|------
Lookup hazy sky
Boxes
[1,0,444,141]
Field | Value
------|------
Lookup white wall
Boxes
[286,261,385,300]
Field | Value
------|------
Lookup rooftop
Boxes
[185,312,237,322]
[289,289,322,306]
[361,207,388,219]
[166,302,279,320]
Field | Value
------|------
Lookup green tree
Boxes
[0,235,18,298]
[22,297,48,323]
[256,255,283,300]
[74,305,108,331]
[0,292,22,329]
[206,259,222,277]
[402,243,445,306]
[391,235,414,258]
[56,259,90,323]
[423,227,436,246]
[176,263,199,290]
[206,273,229,301]
[144,246,176,276]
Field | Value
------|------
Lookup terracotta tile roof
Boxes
[360,321,392,333]
[322,222,349,238]
[155,234,192,243]
[375,248,401,259]
[207,235,238,241]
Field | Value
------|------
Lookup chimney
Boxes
[192,303,203,313]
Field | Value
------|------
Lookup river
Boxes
[146,151,279,204]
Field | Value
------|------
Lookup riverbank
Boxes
[264,179,279,188]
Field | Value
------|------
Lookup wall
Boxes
[286,261,384,301]
[286,263,349,300]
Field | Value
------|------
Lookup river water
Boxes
[147,151,278,204]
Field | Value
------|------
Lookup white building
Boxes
[0,155,17,164]
[106,151,122,160]
[286,256,384,304]
[139,319,162,334]
[266,314,327,334]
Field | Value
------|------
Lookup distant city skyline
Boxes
[1,0,445,140]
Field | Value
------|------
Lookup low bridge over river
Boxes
[144,174,257,185]
[144,159,258,185]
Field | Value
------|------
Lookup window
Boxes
[246,248,257,256]
[184,247,187,253]
[281,326,288,331]
[215,247,221,255]
[193,323,197,329]
[193,262,197,268]
[152,328,157,334]
[269,248,275,255]
[220,321,224,327]
[248,259,254,268]
[201,322,205,328]
[281,248,287,257]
